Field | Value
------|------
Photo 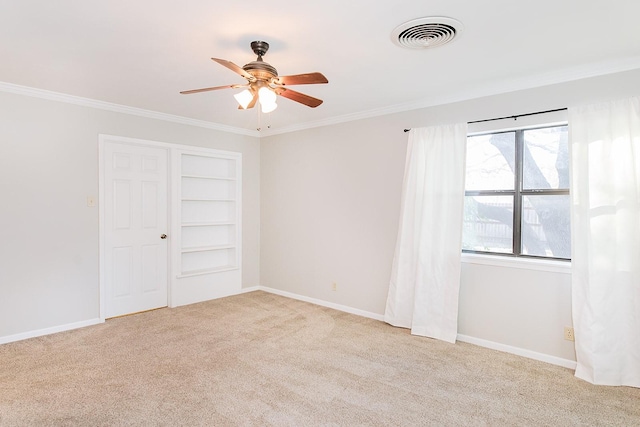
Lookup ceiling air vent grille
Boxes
[391,17,463,49]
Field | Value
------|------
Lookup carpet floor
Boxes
[1,291,639,426]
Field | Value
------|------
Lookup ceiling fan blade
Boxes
[247,92,258,109]
[276,72,328,86]
[211,58,255,81]
[180,84,243,95]
[275,87,323,108]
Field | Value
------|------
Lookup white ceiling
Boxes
[2,1,640,134]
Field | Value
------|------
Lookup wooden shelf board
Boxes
[181,245,235,253]
[181,222,235,227]
[177,265,239,278]
[181,174,236,181]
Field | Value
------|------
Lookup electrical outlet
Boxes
[331,282,337,291]
[564,327,575,341]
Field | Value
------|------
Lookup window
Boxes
[462,125,570,260]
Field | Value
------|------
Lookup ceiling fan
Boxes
[180,41,328,113]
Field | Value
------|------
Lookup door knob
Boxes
[160,234,167,239]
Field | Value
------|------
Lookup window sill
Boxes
[461,252,571,274]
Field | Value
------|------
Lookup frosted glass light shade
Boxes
[258,87,277,104]
[258,87,277,113]
[261,101,277,113]
[233,89,253,109]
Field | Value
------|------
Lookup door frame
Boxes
[99,134,174,321]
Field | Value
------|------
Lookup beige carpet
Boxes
[1,291,638,426]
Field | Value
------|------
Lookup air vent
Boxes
[391,17,463,49]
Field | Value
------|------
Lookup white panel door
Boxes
[104,141,168,318]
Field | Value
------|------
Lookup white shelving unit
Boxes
[178,153,240,277]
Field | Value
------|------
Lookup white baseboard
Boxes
[255,286,576,370]
[456,334,577,370]
[0,290,578,371]
[0,318,104,345]
[257,286,385,321]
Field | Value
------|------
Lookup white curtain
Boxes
[385,123,467,343]
[569,96,640,387]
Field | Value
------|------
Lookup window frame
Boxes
[463,124,570,261]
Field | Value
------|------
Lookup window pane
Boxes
[465,132,515,191]
[521,195,571,258]
[522,126,569,190]
[463,195,513,253]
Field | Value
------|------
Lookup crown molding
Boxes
[260,55,640,137]
[3,55,640,139]
[0,81,260,138]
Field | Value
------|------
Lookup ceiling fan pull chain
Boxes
[257,105,262,131]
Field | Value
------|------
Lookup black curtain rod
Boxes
[403,107,567,132]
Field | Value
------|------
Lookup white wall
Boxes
[459,258,574,362]
[260,121,405,314]
[260,68,640,363]
[3,68,639,361]
[0,91,260,339]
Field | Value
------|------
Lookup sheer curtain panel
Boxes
[385,124,467,343]
[569,96,640,387]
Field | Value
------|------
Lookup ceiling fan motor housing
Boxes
[243,61,278,80]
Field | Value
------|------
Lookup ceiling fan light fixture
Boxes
[258,86,277,113]
[258,86,277,104]
[234,89,254,109]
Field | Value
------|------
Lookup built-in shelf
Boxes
[181,222,235,227]
[176,265,240,279]
[181,244,235,253]
[179,152,240,275]
[181,198,235,202]
[181,174,237,181]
